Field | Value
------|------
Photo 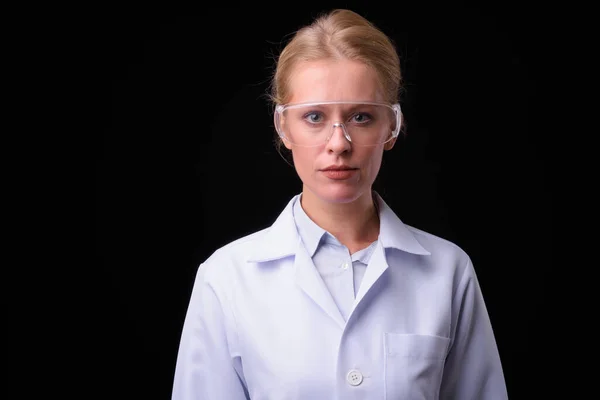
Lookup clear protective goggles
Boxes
[274,101,402,147]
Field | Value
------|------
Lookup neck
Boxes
[300,187,380,254]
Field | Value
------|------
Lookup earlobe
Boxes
[384,137,397,151]
[283,138,293,150]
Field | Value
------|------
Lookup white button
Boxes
[346,369,363,386]
[341,262,349,270]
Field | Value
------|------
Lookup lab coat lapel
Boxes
[353,240,389,307]
[294,243,346,330]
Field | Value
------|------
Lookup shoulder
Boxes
[196,195,300,288]
[404,223,473,274]
[199,227,270,281]
[409,224,468,257]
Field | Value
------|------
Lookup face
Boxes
[282,59,397,205]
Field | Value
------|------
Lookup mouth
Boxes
[320,166,358,171]
[319,166,359,180]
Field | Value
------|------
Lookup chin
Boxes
[309,184,368,205]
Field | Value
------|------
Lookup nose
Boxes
[326,123,352,154]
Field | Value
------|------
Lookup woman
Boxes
[172,9,507,399]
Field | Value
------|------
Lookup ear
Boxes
[384,109,401,150]
[275,111,293,150]
[384,137,397,151]
[283,137,293,150]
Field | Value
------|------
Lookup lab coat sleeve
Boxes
[172,263,249,400]
[439,257,508,399]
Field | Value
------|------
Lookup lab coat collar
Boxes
[247,192,430,263]
[247,196,300,263]
[374,192,431,256]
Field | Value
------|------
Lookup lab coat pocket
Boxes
[384,333,450,400]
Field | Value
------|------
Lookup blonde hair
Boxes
[270,9,402,106]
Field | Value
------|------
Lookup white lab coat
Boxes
[172,193,508,399]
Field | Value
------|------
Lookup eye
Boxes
[303,112,324,124]
[351,113,372,124]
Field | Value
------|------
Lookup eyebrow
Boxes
[299,102,380,110]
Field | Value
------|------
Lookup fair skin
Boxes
[283,58,396,254]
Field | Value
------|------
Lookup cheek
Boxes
[362,148,384,169]
[291,148,316,175]
[361,150,385,182]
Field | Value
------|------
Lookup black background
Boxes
[96,3,552,398]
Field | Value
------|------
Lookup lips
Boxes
[320,166,358,180]
[321,165,357,171]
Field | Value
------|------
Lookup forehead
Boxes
[287,59,384,104]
